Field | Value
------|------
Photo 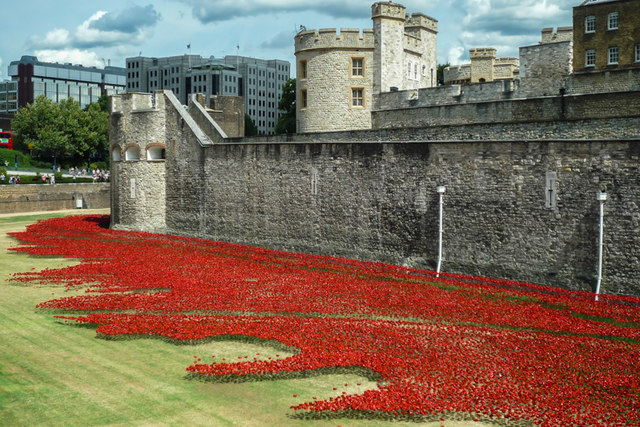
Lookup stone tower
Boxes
[372,2,407,94]
[294,1,438,133]
[469,48,497,83]
[404,13,439,88]
[294,28,375,133]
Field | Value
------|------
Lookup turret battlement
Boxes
[540,26,573,44]
[495,57,519,65]
[110,91,164,116]
[405,13,438,33]
[469,48,497,59]
[295,28,375,52]
[371,1,406,21]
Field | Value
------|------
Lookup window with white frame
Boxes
[608,12,618,30]
[636,44,640,62]
[585,49,596,67]
[585,16,596,33]
[608,47,619,65]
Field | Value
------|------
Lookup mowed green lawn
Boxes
[0,211,483,427]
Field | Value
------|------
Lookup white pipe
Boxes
[436,186,445,277]
[595,193,606,301]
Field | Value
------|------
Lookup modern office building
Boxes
[0,55,126,114]
[0,80,18,114]
[126,55,290,135]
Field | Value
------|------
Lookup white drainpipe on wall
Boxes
[436,186,445,277]
[595,190,607,301]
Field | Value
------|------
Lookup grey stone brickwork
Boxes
[519,41,573,98]
[0,183,109,214]
[191,139,640,297]
[110,87,640,297]
[372,90,640,129]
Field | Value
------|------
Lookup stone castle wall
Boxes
[540,26,573,44]
[519,41,573,98]
[567,67,640,94]
[375,64,640,128]
[110,90,640,296]
[0,183,109,214]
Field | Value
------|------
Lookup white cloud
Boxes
[29,6,159,54]
[34,49,105,68]
[41,28,71,48]
[444,0,574,62]
[175,0,369,22]
[74,11,149,48]
[447,46,466,65]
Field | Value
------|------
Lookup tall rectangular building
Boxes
[573,0,640,72]
[2,55,126,113]
[126,54,290,135]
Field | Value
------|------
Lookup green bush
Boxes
[90,161,109,171]
[0,148,31,168]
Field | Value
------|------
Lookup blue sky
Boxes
[0,0,578,79]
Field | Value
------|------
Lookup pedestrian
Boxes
[16,176,21,184]
[50,174,55,185]
[0,172,5,183]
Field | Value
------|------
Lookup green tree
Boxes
[12,95,109,166]
[96,94,110,113]
[244,114,259,137]
[437,63,450,86]
[275,78,296,135]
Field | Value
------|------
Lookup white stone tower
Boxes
[372,2,407,94]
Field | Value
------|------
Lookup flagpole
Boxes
[187,43,192,70]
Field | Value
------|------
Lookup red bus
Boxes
[0,131,13,150]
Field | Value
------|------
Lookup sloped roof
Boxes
[579,0,619,5]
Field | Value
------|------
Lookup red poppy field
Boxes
[8,214,640,426]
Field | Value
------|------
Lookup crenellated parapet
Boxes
[444,65,471,83]
[295,28,375,53]
[371,1,406,21]
[540,26,573,44]
[495,57,519,66]
[405,13,438,34]
[469,48,497,59]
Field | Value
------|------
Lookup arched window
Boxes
[111,147,121,162]
[125,145,140,161]
[147,145,166,161]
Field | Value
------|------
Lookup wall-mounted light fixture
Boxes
[595,190,607,301]
[436,186,445,277]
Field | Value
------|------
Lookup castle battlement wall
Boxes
[110,90,233,233]
[541,26,573,44]
[444,65,471,83]
[371,1,406,21]
[405,13,438,34]
[469,47,497,59]
[294,29,375,52]
[519,40,573,97]
[495,57,518,65]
